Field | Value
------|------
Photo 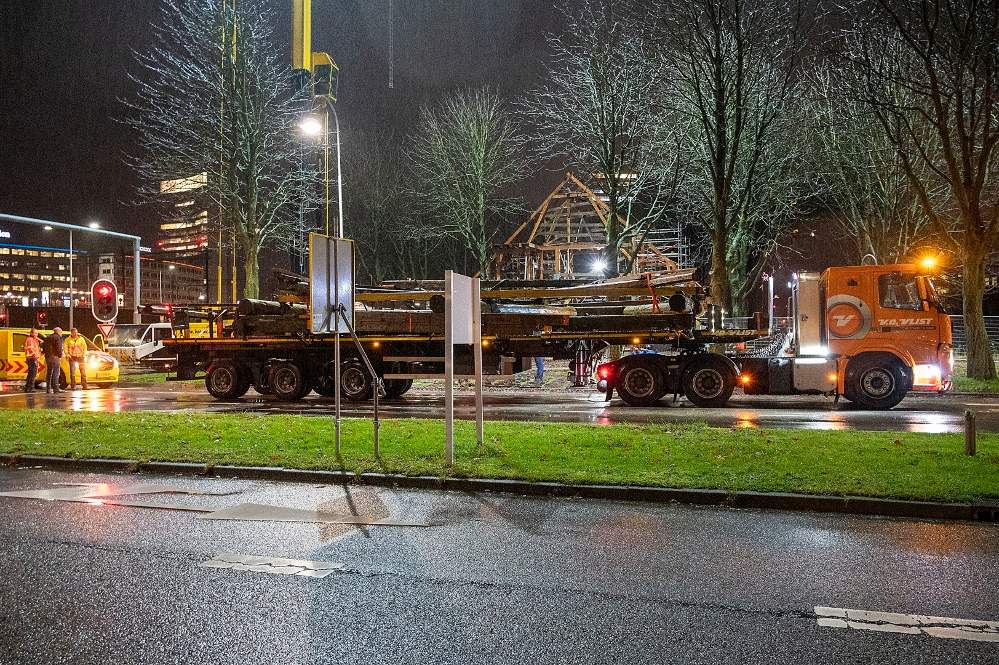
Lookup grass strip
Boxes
[0,411,996,503]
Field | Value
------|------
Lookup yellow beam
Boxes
[292,0,312,71]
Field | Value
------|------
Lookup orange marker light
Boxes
[739,374,752,385]
[631,337,641,345]
[828,373,837,382]
[481,339,490,348]
[372,341,380,348]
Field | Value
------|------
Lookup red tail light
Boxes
[597,364,612,380]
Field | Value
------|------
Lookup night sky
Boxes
[0,0,563,250]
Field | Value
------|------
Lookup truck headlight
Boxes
[913,364,942,388]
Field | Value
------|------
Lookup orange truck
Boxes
[597,263,952,410]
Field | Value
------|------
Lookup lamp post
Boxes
[299,101,344,239]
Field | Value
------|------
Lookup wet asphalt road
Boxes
[2,381,999,433]
[0,468,996,664]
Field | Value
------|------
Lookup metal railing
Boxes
[720,313,999,359]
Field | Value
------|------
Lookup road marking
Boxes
[200,553,345,579]
[815,606,999,642]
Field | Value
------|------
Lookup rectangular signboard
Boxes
[448,272,475,345]
[309,233,354,334]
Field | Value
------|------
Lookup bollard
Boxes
[964,410,977,456]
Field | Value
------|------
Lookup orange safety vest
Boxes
[67,336,88,359]
[23,336,41,360]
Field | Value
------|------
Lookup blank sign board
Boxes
[310,233,354,334]
[448,271,475,344]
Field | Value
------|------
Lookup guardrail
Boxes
[721,314,999,360]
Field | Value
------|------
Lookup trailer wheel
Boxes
[616,359,664,407]
[682,356,735,408]
[271,362,310,401]
[844,357,907,410]
[205,361,250,400]
[341,360,374,402]
[384,378,413,399]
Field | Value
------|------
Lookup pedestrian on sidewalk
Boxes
[65,328,89,390]
[43,327,64,394]
[22,328,41,392]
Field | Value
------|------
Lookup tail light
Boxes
[596,364,612,380]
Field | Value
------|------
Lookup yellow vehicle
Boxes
[0,328,120,389]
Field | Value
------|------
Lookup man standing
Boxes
[22,328,41,393]
[65,328,89,390]
[43,327,64,394]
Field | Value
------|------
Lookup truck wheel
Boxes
[313,376,336,398]
[271,362,310,401]
[845,358,907,410]
[682,356,735,408]
[341,360,374,402]
[384,378,413,399]
[205,361,250,400]
[615,359,664,407]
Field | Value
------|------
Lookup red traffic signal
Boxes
[91,279,119,323]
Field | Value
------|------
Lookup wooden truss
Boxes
[492,172,679,280]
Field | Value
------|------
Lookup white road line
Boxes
[200,553,345,579]
[815,606,999,643]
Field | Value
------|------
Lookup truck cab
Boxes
[817,264,952,407]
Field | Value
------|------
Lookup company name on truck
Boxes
[877,317,933,328]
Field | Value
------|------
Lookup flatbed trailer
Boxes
[165,302,764,403]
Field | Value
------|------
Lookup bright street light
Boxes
[88,221,101,229]
[919,255,938,270]
[43,225,53,231]
[299,115,323,136]
[591,258,608,273]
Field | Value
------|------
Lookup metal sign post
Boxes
[444,270,483,465]
[309,233,356,455]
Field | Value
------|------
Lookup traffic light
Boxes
[91,279,119,323]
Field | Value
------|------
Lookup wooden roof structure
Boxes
[492,172,679,280]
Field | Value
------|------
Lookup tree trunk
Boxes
[962,249,996,379]
[709,229,732,312]
[243,241,260,299]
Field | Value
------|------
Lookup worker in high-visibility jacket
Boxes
[22,328,41,393]
[65,328,89,391]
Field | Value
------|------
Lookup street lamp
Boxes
[299,104,344,239]
[88,221,101,230]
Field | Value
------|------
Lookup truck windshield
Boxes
[922,277,946,313]
[107,324,148,346]
[878,272,922,310]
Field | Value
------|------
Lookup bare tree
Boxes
[406,88,524,275]
[523,0,685,276]
[124,0,315,298]
[655,0,815,314]
[844,0,999,378]
[342,128,417,283]
[808,65,938,263]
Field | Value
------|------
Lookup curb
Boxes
[1,453,996,523]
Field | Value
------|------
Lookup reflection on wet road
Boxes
[2,382,997,433]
